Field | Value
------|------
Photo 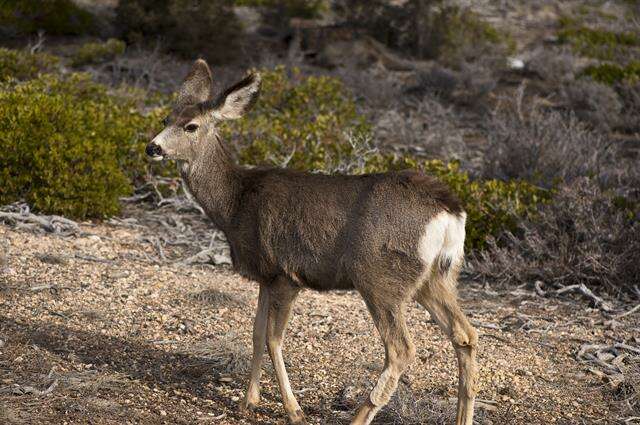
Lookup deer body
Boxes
[147,60,479,425]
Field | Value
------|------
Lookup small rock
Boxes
[36,253,67,265]
[159,410,167,416]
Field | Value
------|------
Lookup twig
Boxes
[75,254,113,264]
[613,304,640,320]
[470,320,503,331]
[534,280,547,297]
[615,343,640,355]
[481,333,510,344]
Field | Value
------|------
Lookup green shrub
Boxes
[227,66,370,171]
[116,0,241,63]
[0,0,95,37]
[0,73,165,219]
[424,161,549,250]
[72,39,126,67]
[226,67,546,249]
[0,47,59,81]
[558,17,640,61]
[423,5,514,64]
[335,1,513,64]
[581,62,640,85]
[235,0,325,29]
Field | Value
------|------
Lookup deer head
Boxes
[146,59,261,164]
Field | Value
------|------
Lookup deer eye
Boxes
[184,123,199,133]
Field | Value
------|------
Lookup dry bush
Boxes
[116,0,241,64]
[410,63,497,109]
[470,178,640,296]
[332,376,463,425]
[482,95,611,189]
[617,82,640,133]
[89,45,190,94]
[333,67,404,110]
[526,46,576,84]
[181,333,250,378]
[189,288,243,307]
[616,357,640,417]
[377,383,458,425]
[372,97,472,164]
[563,78,622,132]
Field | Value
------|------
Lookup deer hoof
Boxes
[239,398,259,413]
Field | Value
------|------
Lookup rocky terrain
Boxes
[1,205,638,424]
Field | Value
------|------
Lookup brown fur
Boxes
[147,60,479,425]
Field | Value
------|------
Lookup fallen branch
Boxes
[556,284,613,312]
[8,379,59,396]
[0,203,81,236]
[181,248,231,266]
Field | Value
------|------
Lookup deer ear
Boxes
[176,59,212,108]
[211,73,261,120]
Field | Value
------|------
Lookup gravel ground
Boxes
[1,209,638,425]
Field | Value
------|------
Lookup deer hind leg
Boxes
[351,301,416,425]
[241,283,269,411]
[266,277,306,424]
[416,272,479,425]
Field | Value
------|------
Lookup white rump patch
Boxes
[418,211,466,273]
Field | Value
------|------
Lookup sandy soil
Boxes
[0,214,637,425]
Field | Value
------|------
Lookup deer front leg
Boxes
[266,277,306,424]
[241,284,269,411]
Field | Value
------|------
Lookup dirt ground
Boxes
[0,210,638,425]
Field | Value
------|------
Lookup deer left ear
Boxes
[211,73,261,120]
[176,59,213,109]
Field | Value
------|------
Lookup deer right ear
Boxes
[210,73,261,121]
[176,59,212,109]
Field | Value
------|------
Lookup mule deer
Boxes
[146,59,479,425]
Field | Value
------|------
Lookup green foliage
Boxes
[425,6,515,64]
[0,73,165,219]
[227,67,546,249]
[336,1,512,64]
[581,62,640,85]
[558,17,640,61]
[71,39,126,67]
[116,0,241,63]
[0,48,59,81]
[227,66,370,171]
[0,0,95,37]
[422,160,550,250]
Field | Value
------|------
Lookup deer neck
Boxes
[181,135,242,232]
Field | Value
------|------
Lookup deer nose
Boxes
[146,142,163,158]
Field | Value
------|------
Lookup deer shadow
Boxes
[0,315,284,422]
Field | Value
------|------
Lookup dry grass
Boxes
[188,288,244,308]
[179,333,251,378]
